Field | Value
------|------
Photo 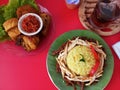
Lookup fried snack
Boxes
[3,18,18,32]
[21,35,40,51]
[40,12,51,36]
[3,18,21,41]
[16,4,39,18]
[7,27,21,41]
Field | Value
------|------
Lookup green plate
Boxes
[47,30,114,90]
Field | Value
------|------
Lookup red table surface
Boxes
[0,0,120,90]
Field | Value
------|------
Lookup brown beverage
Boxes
[88,0,120,29]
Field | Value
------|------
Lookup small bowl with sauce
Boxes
[18,13,43,36]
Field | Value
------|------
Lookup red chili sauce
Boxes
[22,15,40,33]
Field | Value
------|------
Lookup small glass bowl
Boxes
[18,13,43,36]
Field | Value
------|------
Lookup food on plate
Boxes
[6,27,21,41]
[67,45,96,76]
[16,35,40,51]
[3,18,18,32]
[0,0,38,41]
[40,13,51,36]
[53,37,106,90]
[3,17,40,51]
[22,35,40,51]
[3,18,21,41]
[0,0,51,51]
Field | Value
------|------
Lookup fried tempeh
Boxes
[7,27,21,41]
[21,35,40,51]
[3,18,18,32]
[40,12,51,36]
[3,18,21,41]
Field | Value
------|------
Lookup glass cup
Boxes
[65,0,80,9]
[88,0,120,29]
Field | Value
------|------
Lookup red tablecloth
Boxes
[0,0,120,90]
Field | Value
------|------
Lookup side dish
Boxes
[53,37,106,90]
[0,0,51,51]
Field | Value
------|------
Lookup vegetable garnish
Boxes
[0,6,7,41]
[79,54,85,62]
[89,45,100,76]
[90,45,99,61]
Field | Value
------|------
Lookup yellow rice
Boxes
[66,45,95,76]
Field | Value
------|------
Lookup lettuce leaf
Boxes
[19,0,38,9]
[0,6,7,41]
[3,0,19,20]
